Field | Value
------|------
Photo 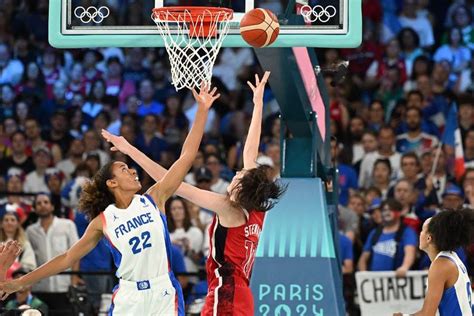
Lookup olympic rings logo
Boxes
[300,5,337,23]
[74,6,110,24]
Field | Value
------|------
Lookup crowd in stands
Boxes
[0,0,474,315]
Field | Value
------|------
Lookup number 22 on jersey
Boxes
[129,231,152,254]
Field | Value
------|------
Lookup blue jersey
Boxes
[434,251,472,316]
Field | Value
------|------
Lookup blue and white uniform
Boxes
[100,194,184,315]
[434,251,472,316]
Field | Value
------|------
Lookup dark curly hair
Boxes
[77,161,116,220]
[230,165,286,212]
[428,208,474,251]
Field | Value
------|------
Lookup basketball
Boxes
[240,8,280,48]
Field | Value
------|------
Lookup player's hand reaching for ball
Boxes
[192,82,220,110]
[101,129,134,156]
[247,71,271,106]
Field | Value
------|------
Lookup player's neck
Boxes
[427,247,440,262]
[114,192,135,209]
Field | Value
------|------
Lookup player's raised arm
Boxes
[0,217,103,299]
[102,129,231,215]
[243,71,270,169]
[146,83,219,210]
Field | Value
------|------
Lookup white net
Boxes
[152,8,233,91]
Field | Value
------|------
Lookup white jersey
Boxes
[100,194,170,281]
[434,251,472,316]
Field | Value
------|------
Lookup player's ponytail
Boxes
[232,165,286,212]
[428,207,474,251]
[78,161,116,220]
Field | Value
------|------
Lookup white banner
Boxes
[356,271,429,316]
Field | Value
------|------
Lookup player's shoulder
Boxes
[430,255,458,276]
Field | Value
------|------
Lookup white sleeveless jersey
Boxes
[100,194,171,281]
[435,251,472,316]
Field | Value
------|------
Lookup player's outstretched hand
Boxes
[0,278,23,300]
[192,81,220,110]
[0,240,22,274]
[101,129,134,156]
[247,71,271,105]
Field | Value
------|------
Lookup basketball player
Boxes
[101,71,286,315]
[0,84,220,316]
[393,208,474,316]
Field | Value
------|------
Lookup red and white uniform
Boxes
[201,210,265,316]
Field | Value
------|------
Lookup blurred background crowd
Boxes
[0,0,474,315]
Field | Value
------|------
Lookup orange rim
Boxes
[152,6,233,22]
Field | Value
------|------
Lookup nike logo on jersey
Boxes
[113,214,119,221]
[162,289,170,297]
[114,212,155,238]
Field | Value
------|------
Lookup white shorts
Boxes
[109,273,182,315]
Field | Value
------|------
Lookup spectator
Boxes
[137,78,165,117]
[40,47,66,100]
[367,100,385,132]
[161,94,188,152]
[39,80,70,127]
[393,178,422,232]
[0,212,37,276]
[330,137,358,206]
[359,126,401,188]
[81,49,103,91]
[82,129,109,167]
[440,184,464,210]
[123,48,150,84]
[82,79,107,125]
[44,110,73,157]
[398,152,422,186]
[135,114,168,161]
[5,269,48,316]
[458,97,474,142]
[14,100,31,129]
[26,193,82,293]
[24,118,62,164]
[104,56,136,108]
[150,60,174,104]
[0,43,24,85]
[398,27,423,77]
[398,0,434,48]
[348,117,366,163]
[45,168,71,219]
[56,139,85,180]
[0,84,16,122]
[434,27,471,81]
[371,158,393,199]
[396,106,439,155]
[0,131,34,176]
[0,169,32,223]
[444,4,474,50]
[23,146,53,194]
[166,197,203,286]
[204,153,230,194]
[358,198,417,276]
[65,63,86,100]
[462,168,474,208]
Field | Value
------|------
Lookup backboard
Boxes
[49,0,361,48]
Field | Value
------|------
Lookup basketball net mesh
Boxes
[152,9,232,91]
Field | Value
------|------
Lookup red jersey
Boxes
[202,210,265,315]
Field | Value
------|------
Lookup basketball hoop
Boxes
[152,7,233,91]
